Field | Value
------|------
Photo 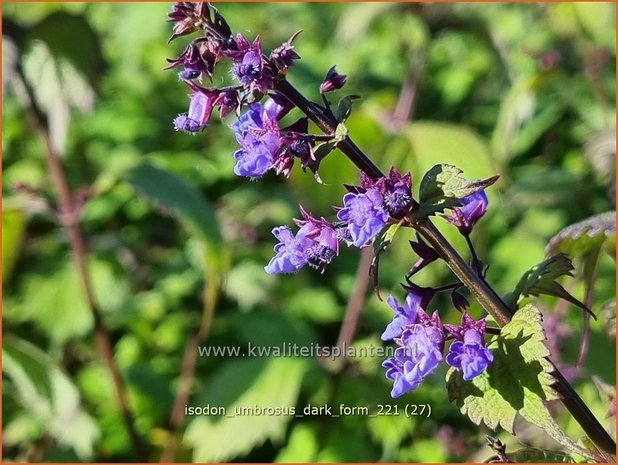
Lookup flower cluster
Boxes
[168,3,497,403]
[265,168,413,274]
[381,291,493,397]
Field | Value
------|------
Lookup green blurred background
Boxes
[2,2,616,462]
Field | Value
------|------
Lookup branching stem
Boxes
[14,61,147,460]
[273,78,616,456]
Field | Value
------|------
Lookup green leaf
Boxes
[5,257,128,343]
[512,253,593,317]
[274,423,318,462]
[416,164,498,218]
[3,336,100,459]
[27,12,104,84]
[2,205,26,282]
[545,211,616,258]
[126,162,229,315]
[447,304,594,459]
[185,357,306,462]
[335,96,360,123]
[508,447,575,463]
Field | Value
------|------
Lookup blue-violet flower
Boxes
[336,189,388,247]
[173,88,218,134]
[444,190,488,235]
[382,324,444,397]
[445,329,493,381]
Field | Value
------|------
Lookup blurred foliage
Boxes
[2,2,615,462]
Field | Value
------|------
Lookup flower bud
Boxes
[320,66,347,93]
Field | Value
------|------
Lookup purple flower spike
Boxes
[382,291,429,341]
[382,324,444,397]
[320,66,347,93]
[336,189,388,247]
[445,329,493,381]
[444,190,488,235]
[264,226,312,274]
[173,89,217,134]
[263,96,293,121]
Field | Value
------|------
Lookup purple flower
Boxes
[225,34,272,94]
[214,89,239,118]
[231,99,290,134]
[295,208,340,271]
[167,2,209,41]
[336,189,388,247]
[444,312,487,341]
[264,226,313,274]
[360,167,413,218]
[231,101,287,178]
[265,208,341,274]
[234,130,281,178]
[445,329,493,381]
[271,37,301,69]
[382,324,444,397]
[166,43,211,81]
[444,190,488,235]
[381,293,424,341]
[173,89,217,134]
[320,66,347,93]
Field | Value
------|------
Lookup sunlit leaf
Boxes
[510,253,593,317]
[447,304,593,459]
[416,164,498,219]
[185,357,306,462]
[545,211,616,258]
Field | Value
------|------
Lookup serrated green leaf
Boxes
[545,211,616,258]
[416,164,498,218]
[447,304,595,459]
[3,336,100,459]
[512,253,592,317]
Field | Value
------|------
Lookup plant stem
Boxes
[274,78,617,456]
[464,233,484,276]
[15,62,147,461]
[160,251,219,462]
[336,247,373,351]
